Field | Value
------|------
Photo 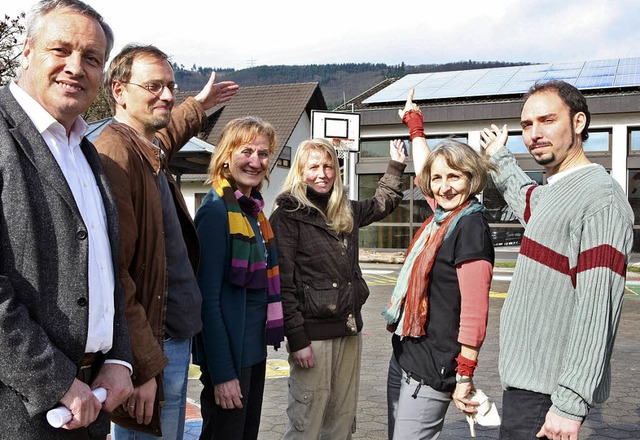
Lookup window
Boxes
[361,135,468,159]
[361,139,393,158]
[276,146,291,168]
[358,173,413,249]
[583,130,610,152]
[627,169,640,251]
[629,128,640,152]
[506,133,528,154]
[426,135,468,145]
[483,171,543,246]
[195,193,207,211]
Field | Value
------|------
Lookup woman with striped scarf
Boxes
[192,116,284,440]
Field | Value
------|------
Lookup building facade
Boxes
[340,58,640,250]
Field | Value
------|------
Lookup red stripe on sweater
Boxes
[520,236,571,276]
[576,244,627,278]
[520,237,626,288]
[524,186,536,224]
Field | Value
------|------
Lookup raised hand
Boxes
[194,72,240,110]
[480,124,509,157]
[398,88,420,121]
[389,139,407,163]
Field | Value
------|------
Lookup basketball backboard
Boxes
[311,110,361,153]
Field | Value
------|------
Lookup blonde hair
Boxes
[278,139,353,234]
[206,116,277,191]
[417,139,496,199]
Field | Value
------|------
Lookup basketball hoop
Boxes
[311,111,360,159]
[310,111,360,198]
[331,138,355,160]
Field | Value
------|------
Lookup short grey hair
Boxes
[25,0,114,61]
[417,139,497,199]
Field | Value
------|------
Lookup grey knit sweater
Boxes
[490,147,634,420]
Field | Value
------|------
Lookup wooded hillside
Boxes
[173,60,530,109]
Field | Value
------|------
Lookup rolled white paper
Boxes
[46,387,107,428]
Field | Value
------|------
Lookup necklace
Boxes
[256,220,269,260]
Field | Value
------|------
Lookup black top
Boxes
[158,170,202,339]
[392,212,494,392]
[306,186,331,213]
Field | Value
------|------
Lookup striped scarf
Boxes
[213,178,284,349]
[382,197,484,338]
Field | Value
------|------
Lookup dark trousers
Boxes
[500,388,552,439]
[199,360,266,440]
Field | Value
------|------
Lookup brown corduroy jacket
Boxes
[94,98,205,435]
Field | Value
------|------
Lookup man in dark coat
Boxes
[0,0,133,438]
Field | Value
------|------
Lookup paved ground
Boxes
[180,259,640,439]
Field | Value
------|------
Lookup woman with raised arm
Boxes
[270,138,406,439]
[383,90,496,439]
[193,116,284,440]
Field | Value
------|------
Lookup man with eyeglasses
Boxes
[94,44,238,439]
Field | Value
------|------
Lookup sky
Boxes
[7,0,640,71]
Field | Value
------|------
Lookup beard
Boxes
[534,152,556,166]
[530,124,577,166]
[146,114,171,131]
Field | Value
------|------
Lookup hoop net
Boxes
[331,138,355,159]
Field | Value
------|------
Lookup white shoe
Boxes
[465,389,501,437]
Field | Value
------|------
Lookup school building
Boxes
[336,57,640,250]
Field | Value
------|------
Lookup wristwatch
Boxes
[456,373,473,383]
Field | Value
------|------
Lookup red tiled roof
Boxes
[175,82,327,170]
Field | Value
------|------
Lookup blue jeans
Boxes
[112,337,192,440]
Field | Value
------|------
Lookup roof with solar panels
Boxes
[337,57,640,111]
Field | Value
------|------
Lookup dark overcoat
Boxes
[0,85,131,438]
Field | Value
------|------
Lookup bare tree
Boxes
[0,13,25,86]
[83,86,113,122]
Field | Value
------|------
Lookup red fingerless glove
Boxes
[455,354,478,378]
[402,109,425,140]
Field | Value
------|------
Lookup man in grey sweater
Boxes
[481,80,634,440]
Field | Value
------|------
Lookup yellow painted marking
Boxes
[188,364,201,379]
[363,274,398,286]
[625,286,640,295]
[266,359,290,378]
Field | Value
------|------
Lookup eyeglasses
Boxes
[121,81,179,97]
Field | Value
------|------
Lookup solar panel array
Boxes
[362,57,640,104]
